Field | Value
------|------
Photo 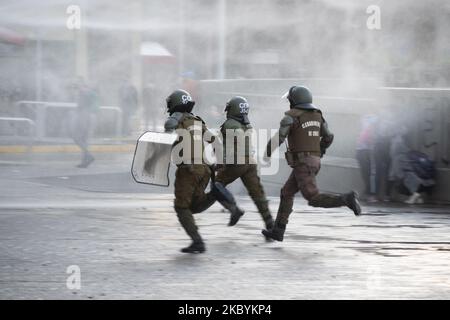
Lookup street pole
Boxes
[131,0,143,131]
[217,0,226,79]
[75,0,88,80]
[35,29,42,101]
[178,0,185,80]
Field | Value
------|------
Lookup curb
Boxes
[0,144,135,154]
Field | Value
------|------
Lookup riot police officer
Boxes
[164,89,243,253]
[262,86,361,242]
[215,96,274,232]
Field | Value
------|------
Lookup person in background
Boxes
[8,81,22,110]
[71,77,99,168]
[389,126,436,204]
[143,83,164,131]
[356,114,377,202]
[373,115,395,201]
[118,80,138,136]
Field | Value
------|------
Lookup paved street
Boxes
[1,153,450,299]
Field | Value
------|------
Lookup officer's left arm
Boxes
[320,116,334,157]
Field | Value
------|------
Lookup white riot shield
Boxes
[131,131,178,186]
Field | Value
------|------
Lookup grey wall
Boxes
[197,79,450,202]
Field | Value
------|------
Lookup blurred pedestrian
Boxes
[71,77,99,168]
[373,115,394,201]
[142,83,156,130]
[389,126,436,204]
[356,114,377,202]
[118,80,138,136]
[8,82,22,109]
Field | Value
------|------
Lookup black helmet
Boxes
[224,96,250,124]
[286,86,316,110]
[166,89,195,114]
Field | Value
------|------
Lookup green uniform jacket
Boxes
[220,118,254,165]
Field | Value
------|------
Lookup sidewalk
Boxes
[0,136,136,154]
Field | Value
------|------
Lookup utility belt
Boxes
[285,151,321,167]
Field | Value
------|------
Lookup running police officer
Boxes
[215,96,274,231]
[164,89,243,253]
[262,86,361,242]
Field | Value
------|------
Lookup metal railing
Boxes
[14,100,122,140]
[0,117,36,148]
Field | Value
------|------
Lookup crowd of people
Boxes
[356,113,436,205]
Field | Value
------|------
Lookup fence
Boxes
[0,117,36,148]
[11,101,122,141]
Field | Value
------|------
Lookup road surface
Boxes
[1,152,450,299]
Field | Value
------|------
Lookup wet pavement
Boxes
[1,153,450,299]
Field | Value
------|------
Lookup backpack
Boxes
[407,150,436,180]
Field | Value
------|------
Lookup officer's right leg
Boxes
[308,192,361,216]
[174,166,205,253]
[262,170,299,241]
[190,166,215,214]
[297,157,361,216]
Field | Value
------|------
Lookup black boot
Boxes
[175,207,205,253]
[77,153,95,168]
[264,216,274,230]
[211,182,245,226]
[181,241,206,254]
[262,216,275,241]
[228,206,245,226]
[343,191,362,216]
[261,222,286,242]
[254,200,274,230]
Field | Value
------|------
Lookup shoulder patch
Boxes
[280,114,294,127]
